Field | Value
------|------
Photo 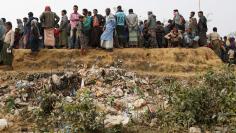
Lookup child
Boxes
[77,16,87,55]
[54,24,60,48]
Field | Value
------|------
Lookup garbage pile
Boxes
[0,65,164,132]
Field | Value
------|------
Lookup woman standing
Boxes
[29,20,40,54]
[0,22,14,68]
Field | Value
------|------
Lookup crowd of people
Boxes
[0,5,236,69]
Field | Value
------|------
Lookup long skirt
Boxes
[44,28,55,47]
[79,33,88,49]
[101,40,113,50]
[91,27,102,48]
[59,30,68,48]
[30,37,40,52]
[128,28,138,46]
[0,43,13,65]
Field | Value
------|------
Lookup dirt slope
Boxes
[11,47,222,77]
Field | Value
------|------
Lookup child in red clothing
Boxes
[54,24,60,48]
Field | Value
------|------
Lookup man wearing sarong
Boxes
[0,22,14,69]
[147,11,157,48]
[40,6,60,48]
[115,6,126,48]
[91,9,105,48]
[208,27,221,57]
[198,11,208,46]
[126,9,138,47]
[100,8,116,52]
[59,10,68,48]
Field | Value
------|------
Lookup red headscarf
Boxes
[45,6,51,12]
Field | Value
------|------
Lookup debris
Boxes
[189,127,202,133]
[104,114,130,128]
[0,119,8,131]
[133,99,147,109]
[51,74,61,86]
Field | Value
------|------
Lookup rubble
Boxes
[104,113,130,128]
[0,66,164,131]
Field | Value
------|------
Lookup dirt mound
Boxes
[12,47,222,77]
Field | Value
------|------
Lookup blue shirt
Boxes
[115,12,126,26]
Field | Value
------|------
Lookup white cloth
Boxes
[4,29,14,46]
[101,40,113,49]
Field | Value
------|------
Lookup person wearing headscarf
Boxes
[17,19,24,35]
[0,22,14,68]
[228,37,236,65]
[0,19,6,64]
[29,19,40,54]
[100,8,116,52]
[40,6,60,48]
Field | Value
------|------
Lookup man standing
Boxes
[100,8,116,52]
[59,10,69,48]
[156,21,165,48]
[208,27,221,57]
[40,6,60,47]
[91,9,104,48]
[115,6,126,48]
[126,9,138,47]
[69,5,80,49]
[25,12,35,49]
[147,11,157,48]
[198,11,208,46]
[189,11,198,34]
[173,9,185,31]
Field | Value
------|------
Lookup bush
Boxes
[157,68,236,131]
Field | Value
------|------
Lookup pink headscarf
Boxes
[45,6,51,12]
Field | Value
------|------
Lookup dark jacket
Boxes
[40,11,60,28]
[198,16,208,33]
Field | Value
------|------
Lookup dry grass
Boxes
[8,47,223,77]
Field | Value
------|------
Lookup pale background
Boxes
[0,0,235,35]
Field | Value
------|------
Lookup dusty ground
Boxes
[0,48,226,133]
[8,47,222,77]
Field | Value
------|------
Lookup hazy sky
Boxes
[0,0,235,35]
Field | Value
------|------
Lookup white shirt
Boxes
[4,29,14,46]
